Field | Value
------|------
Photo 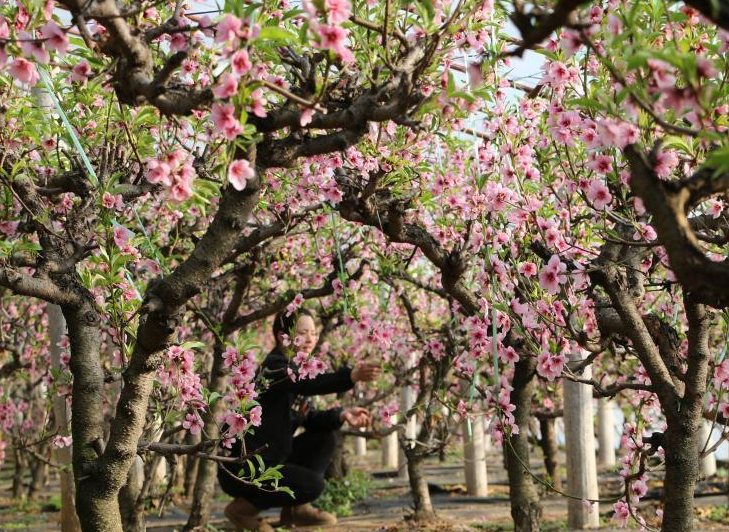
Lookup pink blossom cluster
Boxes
[144,149,197,202]
[228,159,255,191]
[210,103,243,140]
[538,255,567,295]
[610,423,655,527]
[0,396,19,431]
[285,293,305,317]
[714,360,729,389]
[536,345,567,381]
[157,345,204,411]
[112,225,140,258]
[302,0,354,63]
[215,14,260,46]
[219,346,260,442]
[379,402,399,427]
[2,17,69,86]
[292,351,327,380]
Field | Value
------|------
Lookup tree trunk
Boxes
[505,356,542,532]
[27,454,48,502]
[406,454,436,522]
[325,430,348,480]
[659,296,711,532]
[183,432,201,499]
[538,416,561,491]
[65,303,124,532]
[12,445,26,499]
[184,341,228,531]
[404,396,436,522]
[119,456,146,532]
[661,418,700,532]
[76,493,125,532]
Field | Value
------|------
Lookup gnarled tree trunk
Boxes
[505,356,542,532]
[661,420,700,532]
[65,302,125,532]
[659,296,710,532]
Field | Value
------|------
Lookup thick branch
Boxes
[0,266,81,306]
[226,260,366,333]
[98,170,262,493]
[625,144,729,308]
[592,260,679,412]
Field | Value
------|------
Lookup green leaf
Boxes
[449,90,475,103]
[567,97,604,112]
[257,26,299,44]
[254,454,265,472]
[415,0,434,25]
[626,51,650,70]
[207,392,222,405]
[704,145,729,175]
[446,71,456,95]
[181,341,206,350]
[661,136,692,155]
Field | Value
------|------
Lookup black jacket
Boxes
[227,347,354,467]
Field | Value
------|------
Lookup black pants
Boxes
[218,429,336,509]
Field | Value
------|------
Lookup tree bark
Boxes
[325,430,348,480]
[659,297,711,532]
[538,416,561,491]
[27,453,48,502]
[661,419,700,532]
[12,445,26,499]
[505,356,542,532]
[65,303,127,532]
[697,419,716,477]
[183,432,201,499]
[406,454,436,522]
[118,456,145,532]
[404,393,436,522]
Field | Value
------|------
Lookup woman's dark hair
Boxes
[272,308,314,341]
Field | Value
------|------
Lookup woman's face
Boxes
[294,315,318,355]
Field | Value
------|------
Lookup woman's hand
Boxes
[340,407,370,428]
[351,362,381,383]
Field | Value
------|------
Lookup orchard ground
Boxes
[1,443,727,532]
